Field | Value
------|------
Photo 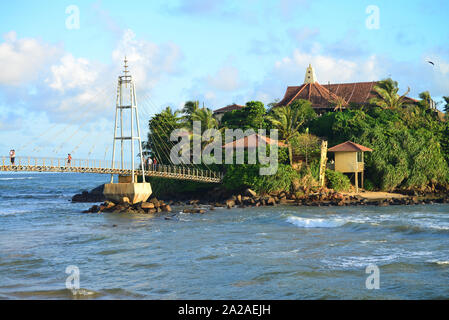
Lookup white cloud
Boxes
[112,29,182,90]
[46,54,100,92]
[0,30,183,124]
[0,31,61,86]
[273,49,383,84]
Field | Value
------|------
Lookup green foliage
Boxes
[266,99,316,165]
[190,107,218,131]
[363,179,375,191]
[325,169,351,192]
[290,131,321,164]
[443,96,449,114]
[220,101,267,130]
[310,106,449,191]
[369,78,412,110]
[143,106,183,164]
[223,164,298,194]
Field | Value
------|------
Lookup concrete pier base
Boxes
[103,182,152,204]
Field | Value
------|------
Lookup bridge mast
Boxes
[110,57,146,184]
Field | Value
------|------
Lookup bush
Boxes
[310,107,449,191]
[223,164,299,194]
[325,169,351,192]
[363,179,375,191]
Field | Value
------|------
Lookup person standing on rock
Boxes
[9,149,15,165]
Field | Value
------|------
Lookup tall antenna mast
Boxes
[110,57,146,184]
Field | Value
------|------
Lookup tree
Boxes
[190,107,218,132]
[330,96,348,112]
[220,101,267,131]
[266,99,316,165]
[369,78,411,110]
[418,91,433,110]
[144,106,183,164]
[182,100,200,121]
[443,96,449,114]
[290,130,321,166]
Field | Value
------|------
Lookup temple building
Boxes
[277,64,415,113]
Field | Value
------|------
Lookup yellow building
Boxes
[328,141,373,192]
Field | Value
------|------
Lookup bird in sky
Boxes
[427,60,435,66]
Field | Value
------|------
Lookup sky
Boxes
[1,0,448,160]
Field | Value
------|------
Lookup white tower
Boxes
[110,57,146,184]
[304,64,318,84]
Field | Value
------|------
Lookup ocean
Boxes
[0,172,448,299]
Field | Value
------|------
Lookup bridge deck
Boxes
[1,157,223,183]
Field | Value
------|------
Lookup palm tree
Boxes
[144,106,182,164]
[418,91,433,109]
[190,107,218,132]
[182,100,199,121]
[330,96,348,112]
[369,78,411,110]
[266,104,308,165]
[442,96,449,113]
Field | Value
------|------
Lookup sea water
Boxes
[0,173,448,299]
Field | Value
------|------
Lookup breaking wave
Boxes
[286,216,347,228]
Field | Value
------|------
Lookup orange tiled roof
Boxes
[214,104,245,114]
[278,81,418,109]
[277,82,345,109]
[328,141,373,152]
[222,133,287,149]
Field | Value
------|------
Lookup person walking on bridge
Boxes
[9,149,15,166]
[67,153,72,167]
[152,157,157,170]
[146,157,153,170]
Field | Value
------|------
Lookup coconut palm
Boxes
[190,107,218,131]
[443,96,449,114]
[369,78,411,110]
[182,100,199,121]
[266,102,311,165]
[330,96,348,112]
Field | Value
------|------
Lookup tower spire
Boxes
[304,63,318,84]
[123,56,129,77]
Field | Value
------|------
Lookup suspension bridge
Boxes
[2,58,224,187]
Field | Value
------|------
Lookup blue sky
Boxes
[1,0,448,159]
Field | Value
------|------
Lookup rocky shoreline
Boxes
[76,185,449,215]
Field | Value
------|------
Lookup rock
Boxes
[236,195,242,204]
[226,199,235,208]
[141,202,155,209]
[162,204,172,212]
[149,198,160,207]
[244,188,257,198]
[266,197,276,206]
[120,197,130,204]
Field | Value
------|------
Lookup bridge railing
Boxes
[1,156,224,180]
[1,156,126,170]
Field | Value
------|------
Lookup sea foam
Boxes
[286,216,346,228]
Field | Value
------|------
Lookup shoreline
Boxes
[74,185,449,214]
